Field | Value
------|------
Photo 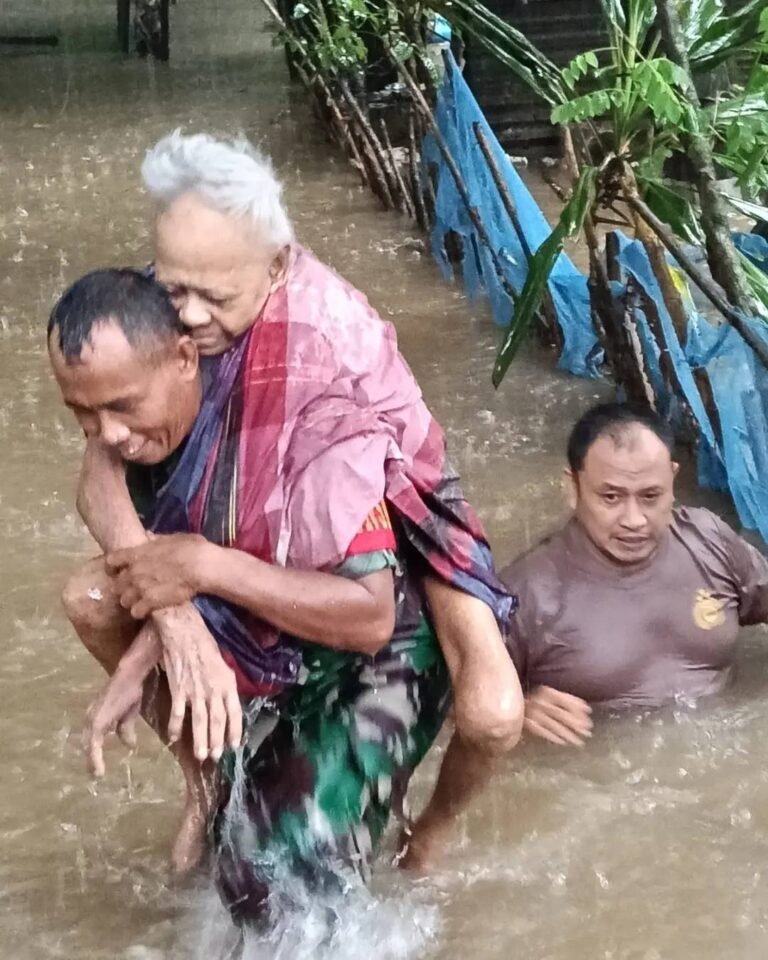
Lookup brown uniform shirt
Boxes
[500,507,768,708]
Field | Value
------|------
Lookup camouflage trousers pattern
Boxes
[213,616,450,925]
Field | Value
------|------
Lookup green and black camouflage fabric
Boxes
[212,550,450,925]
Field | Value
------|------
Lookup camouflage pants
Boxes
[213,616,450,925]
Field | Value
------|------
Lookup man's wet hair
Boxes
[567,402,674,473]
[48,268,183,362]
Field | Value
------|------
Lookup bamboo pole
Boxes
[351,121,396,209]
[472,123,532,260]
[632,212,689,345]
[655,0,755,315]
[321,84,369,187]
[396,59,520,305]
[379,118,415,218]
[562,128,646,392]
[257,0,369,187]
[412,108,438,223]
[408,110,429,231]
[610,270,657,407]
[338,79,398,209]
[562,129,610,292]
[473,121,560,343]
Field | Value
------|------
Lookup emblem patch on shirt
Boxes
[693,589,726,630]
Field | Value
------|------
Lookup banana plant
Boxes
[480,0,768,378]
[271,0,768,366]
[492,168,598,385]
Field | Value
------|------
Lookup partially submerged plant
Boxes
[477,0,768,383]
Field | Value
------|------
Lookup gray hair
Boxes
[141,131,294,249]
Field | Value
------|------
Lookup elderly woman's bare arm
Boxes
[107,534,396,656]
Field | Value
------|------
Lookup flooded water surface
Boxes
[2,2,768,958]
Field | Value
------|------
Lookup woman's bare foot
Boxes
[395,815,452,873]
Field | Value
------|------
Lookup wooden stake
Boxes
[408,110,428,231]
[338,79,395,209]
[472,123,532,260]
[379,119,415,219]
[626,192,768,368]
[257,0,368,187]
[473,121,561,344]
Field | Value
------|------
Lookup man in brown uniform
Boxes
[501,402,768,746]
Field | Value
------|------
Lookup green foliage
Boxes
[482,0,768,381]
[561,51,600,88]
[280,0,422,77]
[726,196,768,224]
[492,167,598,385]
[287,0,372,73]
[552,56,690,128]
[632,59,690,123]
[431,0,565,104]
[273,0,768,378]
[552,90,618,125]
[643,178,705,244]
[739,250,768,318]
[708,64,768,198]
[686,0,768,73]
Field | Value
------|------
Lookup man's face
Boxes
[49,319,200,465]
[568,426,678,565]
[153,192,288,356]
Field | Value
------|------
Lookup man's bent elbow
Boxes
[354,605,395,656]
[370,614,396,654]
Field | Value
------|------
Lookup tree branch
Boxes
[626,191,768,367]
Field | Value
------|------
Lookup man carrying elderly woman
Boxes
[50,132,523,922]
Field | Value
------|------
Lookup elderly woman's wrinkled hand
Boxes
[84,663,145,779]
[153,605,243,761]
[106,533,214,618]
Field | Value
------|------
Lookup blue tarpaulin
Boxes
[423,55,602,378]
[427,54,768,540]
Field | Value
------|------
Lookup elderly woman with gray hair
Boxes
[61,132,522,912]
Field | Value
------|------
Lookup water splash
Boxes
[150,732,442,960]
[163,873,441,960]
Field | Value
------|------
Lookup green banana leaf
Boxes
[493,167,598,386]
[688,0,766,73]
[642,178,706,244]
[434,0,564,104]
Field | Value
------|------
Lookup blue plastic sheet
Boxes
[424,55,602,378]
[734,232,768,272]
[427,56,768,539]
[615,235,768,539]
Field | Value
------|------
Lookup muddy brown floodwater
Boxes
[3,2,768,958]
